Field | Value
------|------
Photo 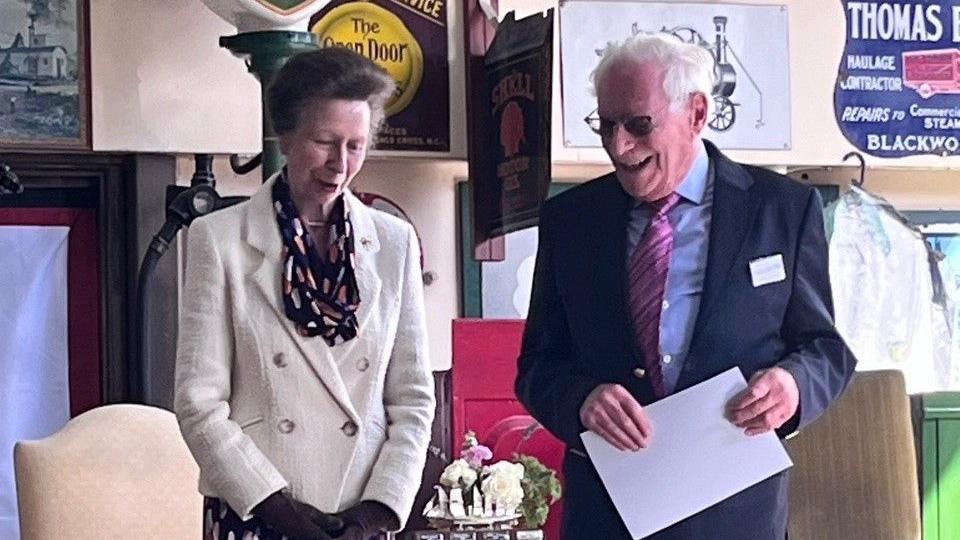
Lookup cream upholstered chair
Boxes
[785,370,921,540]
[14,404,202,539]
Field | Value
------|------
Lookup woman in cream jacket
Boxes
[175,48,434,540]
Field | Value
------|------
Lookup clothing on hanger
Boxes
[829,186,956,393]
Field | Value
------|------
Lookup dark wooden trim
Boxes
[0,153,136,403]
[106,158,138,404]
[0,187,96,207]
[81,0,92,149]
[457,181,482,317]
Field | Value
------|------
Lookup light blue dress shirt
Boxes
[626,141,713,394]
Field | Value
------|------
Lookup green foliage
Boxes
[514,454,562,529]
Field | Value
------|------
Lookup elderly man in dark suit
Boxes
[515,32,856,540]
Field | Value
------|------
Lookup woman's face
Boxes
[280,98,371,217]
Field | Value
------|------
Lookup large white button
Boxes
[663,354,673,364]
[273,353,287,368]
[356,357,370,372]
[341,421,358,437]
[278,419,295,434]
[662,300,670,310]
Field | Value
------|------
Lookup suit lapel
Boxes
[244,176,360,423]
[574,175,636,366]
[683,142,759,382]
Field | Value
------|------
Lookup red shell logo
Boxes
[499,100,525,158]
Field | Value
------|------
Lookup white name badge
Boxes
[749,254,786,287]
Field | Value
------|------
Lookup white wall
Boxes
[352,159,465,371]
[89,0,467,157]
[90,0,262,153]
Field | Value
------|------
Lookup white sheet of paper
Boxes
[580,367,794,539]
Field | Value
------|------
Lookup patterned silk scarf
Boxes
[272,173,360,346]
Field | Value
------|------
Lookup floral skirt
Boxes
[203,497,289,540]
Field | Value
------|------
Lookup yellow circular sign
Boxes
[311,3,424,117]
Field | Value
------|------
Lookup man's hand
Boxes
[726,367,799,436]
[579,384,652,451]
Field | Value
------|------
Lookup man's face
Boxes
[596,59,706,201]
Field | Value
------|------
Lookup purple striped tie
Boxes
[627,192,681,399]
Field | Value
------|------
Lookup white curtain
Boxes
[0,226,71,540]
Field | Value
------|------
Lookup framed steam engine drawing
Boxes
[559,1,791,151]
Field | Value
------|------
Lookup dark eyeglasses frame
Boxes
[583,109,660,139]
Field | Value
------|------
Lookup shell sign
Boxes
[477,10,553,239]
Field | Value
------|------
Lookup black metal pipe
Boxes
[135,233,167,402]
[134,155,249,404]
[230,153,263,175]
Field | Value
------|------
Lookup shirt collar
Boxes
[675,139,709,205]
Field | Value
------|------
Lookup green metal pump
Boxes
[220,30,318,181]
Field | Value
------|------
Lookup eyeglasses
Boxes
[583,109,660,139]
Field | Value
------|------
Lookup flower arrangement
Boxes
[425,431,561,530]
[515,454,562,528]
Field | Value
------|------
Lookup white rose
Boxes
[481,461,525,508]
[485,460,525,480]
[440,459,478,489]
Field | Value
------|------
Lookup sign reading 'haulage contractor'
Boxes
[836,0,960,158]
[309,0,450,152]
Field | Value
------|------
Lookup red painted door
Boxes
[452,319,564,539]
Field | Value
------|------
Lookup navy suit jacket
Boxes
[515,141,856,540]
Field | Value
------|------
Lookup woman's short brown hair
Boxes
[267,47,396,137]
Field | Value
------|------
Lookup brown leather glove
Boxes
[331,501,399,540]
[253,491,344,540]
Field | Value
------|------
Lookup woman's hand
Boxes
[331,501,398,540]
[253,491,343,539]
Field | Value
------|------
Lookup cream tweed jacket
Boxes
[174,175,434,528]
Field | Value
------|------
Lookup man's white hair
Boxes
[591,32,715,116]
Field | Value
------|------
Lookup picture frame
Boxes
[905,211,960,302]
[0,0,89,149]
